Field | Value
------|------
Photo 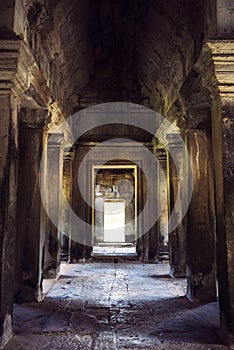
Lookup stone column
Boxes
[147,145,159,262]
[167,134,186,277]
[212,98,234,342]
[0,92,19,347]
[70,144,86,262]
[216,0,234,35]
[208,40,234,344]
[218,100,234,342]
[138,145,158,262]
[186,129,216,303]
[60,147,73,262]
[15,108,47,303]
[43,133,64,278]
[156,148,169,259]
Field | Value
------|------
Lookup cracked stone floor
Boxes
[4,262,229,350]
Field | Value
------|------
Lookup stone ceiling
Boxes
[14,0,216,128]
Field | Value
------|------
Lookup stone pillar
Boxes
[211,98,234,343]
[208,40,234,344]
[216,0,234,35]
[139,145,158,262]
[43,133,64,278]
[15,108,46,303]
[156,148,169,259]
[147,145,159,262]
[70,144,86,262]
[186,129,216,303]
[60,147,73,262]
[0,92,18,347]
[167,134,186,277]
[0,1,15,33]
[218,100,234,342]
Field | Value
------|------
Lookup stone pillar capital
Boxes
[166,133,184,150]
[207,40,234,102]
[155,147,167,161]
[20,108,48,129]
[47,133,65,149]
[0,35,21,93]
[63,146,74,162]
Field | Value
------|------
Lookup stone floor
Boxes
[5,262,228,350]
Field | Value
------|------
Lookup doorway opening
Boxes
[92,165,137,257]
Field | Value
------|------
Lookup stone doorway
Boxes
[92,165,137,258]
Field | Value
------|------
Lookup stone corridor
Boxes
[1,0,234,347]
[5,262,227,350]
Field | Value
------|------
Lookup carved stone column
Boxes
[15,108,47,303]
[60,147,74,262]
[186,129,217,303]
[208,39,234,344]
[138,144,158,262]
[146,144,159,262]
[43,133,64,278]
[0,35,63,347]
[167,134,186,277]
[0,92,19,347]
[0,36,22,347]
[155,148,169,259]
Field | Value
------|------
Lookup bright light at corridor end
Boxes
[39,103,193,246]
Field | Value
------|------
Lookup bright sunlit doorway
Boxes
[92,165,137,257]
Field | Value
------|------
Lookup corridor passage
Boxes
[5,262,227,350]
